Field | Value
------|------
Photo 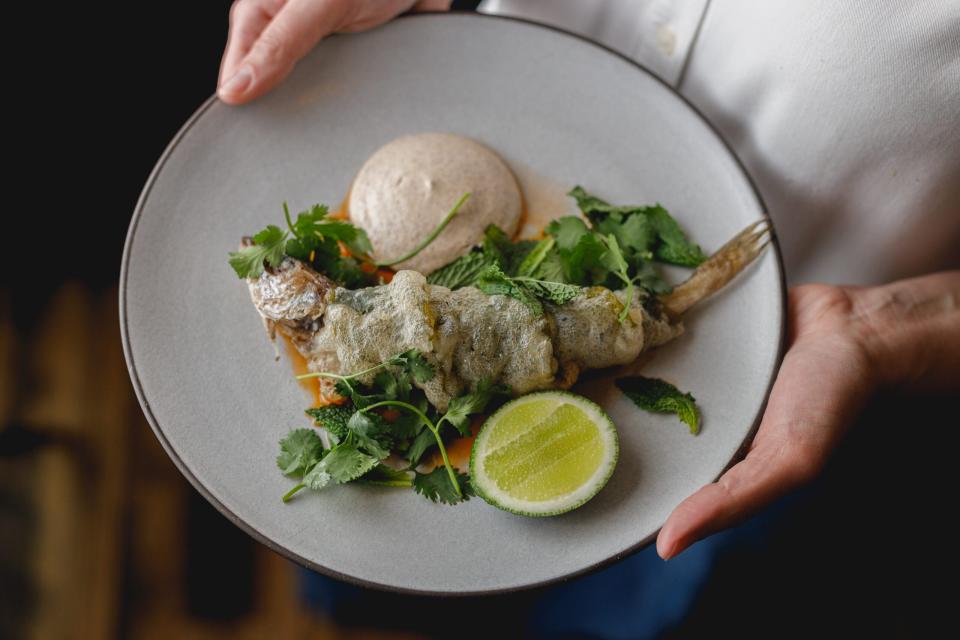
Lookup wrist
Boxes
[847,273,960,389]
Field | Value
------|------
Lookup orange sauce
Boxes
[429,415,485,472]
[280,333,343,409]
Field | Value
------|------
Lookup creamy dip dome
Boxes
[348,133,523,274]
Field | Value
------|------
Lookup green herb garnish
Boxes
[283,351,499,505]
[228,202,373,287]
[413,467,475,505]
[475,263,582,315]
[375,192,471,267]
[615,376,701,434]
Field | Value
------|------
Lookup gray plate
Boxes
[121,13,784,595]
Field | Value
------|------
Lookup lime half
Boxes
[469,391,619,517]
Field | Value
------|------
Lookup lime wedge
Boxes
[469,391,618,516]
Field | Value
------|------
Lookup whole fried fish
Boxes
[245,221,770,410]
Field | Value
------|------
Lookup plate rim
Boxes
[119,10,787,597]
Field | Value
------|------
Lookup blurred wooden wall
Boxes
[0,283,418,640]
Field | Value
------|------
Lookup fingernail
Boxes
[219,66,252,98]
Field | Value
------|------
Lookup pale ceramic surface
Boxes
[121,14,784,594]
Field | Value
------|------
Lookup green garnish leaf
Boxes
[475,263,582,314]
[360,464,414,487]
[615,376,701,434]
[394,349,435,384]
[646,205,707,267]
[519,278,582,306]
[228,225,288,278]
[276,429,326,476]
[413,468,475,505]
[405,426,439,467]
[426,250,495,289]
[376,193,471,267]
[304,442,380,489]
[569,186,705,267]
[306,404,353,443]
[476,263,544,315]
[482,225,539,275]
[515,237,556,277]
[440,378,506,437]
[346,410,393,459]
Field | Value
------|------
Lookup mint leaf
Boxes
[413,467,475,505]
[276,429,326,476]
[517,278,582,306]
[426,251,495,289]
[476,263,544,315]
[228,225,288,278]
[615,376,701,434]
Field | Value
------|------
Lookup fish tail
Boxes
[660,219,771,316]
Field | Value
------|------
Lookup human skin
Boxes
[218,0,451,104]
[218,1,960,559]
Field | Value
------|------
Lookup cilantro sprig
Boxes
[426,186,705,322]
[228,202,374,286]
[280,350,504,505]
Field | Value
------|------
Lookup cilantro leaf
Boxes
[228,225,288,278]
[276,429,326,476]
[306,404,353,443]
[346,410,393,459]
[569,186,705,267]
[360,464,414,487]
[305,442,379,488]
[531,247,568,283]
[426,250,495,289]
[440,378,506,436]
[394,349,435,384]
[406,426,439,466]
[413,467,475,505]
[615,376,701,434]
[646,205,707,267]
[515,237,556,277]
[482,225,538,275]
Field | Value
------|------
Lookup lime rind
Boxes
[469,391,619,517]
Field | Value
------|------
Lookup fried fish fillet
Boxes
[246,220,770,410]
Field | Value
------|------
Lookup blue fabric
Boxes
[299,493,797,638]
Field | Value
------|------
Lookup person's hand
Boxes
[656,272,960,559]
[218,0,451,104]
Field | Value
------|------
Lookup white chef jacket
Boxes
[479,0,960,285]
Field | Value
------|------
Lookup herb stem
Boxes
[295,360,391,384]
[282,483,306,503]
[375,192,471,267]
[359,400,462,498]
[283,202,297,237]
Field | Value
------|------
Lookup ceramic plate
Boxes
[121,13,784,594]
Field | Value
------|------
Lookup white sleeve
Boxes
[478,0,709,85]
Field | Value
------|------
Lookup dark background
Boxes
[2,2,952,638]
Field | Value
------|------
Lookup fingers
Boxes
[656,297,877,560]
[219,0,355,104]
[655,433,820,560]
